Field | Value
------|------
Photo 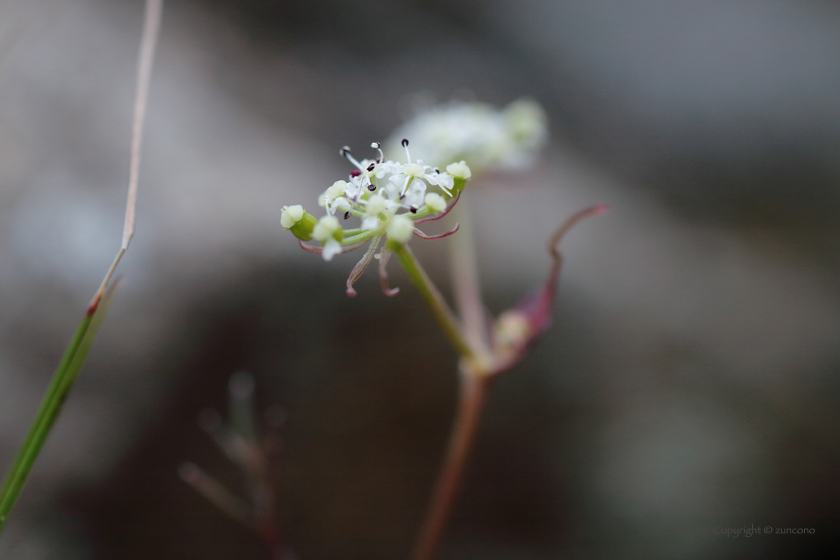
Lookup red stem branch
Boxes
[409,372,489,560]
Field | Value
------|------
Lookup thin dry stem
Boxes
[179,462,253,527]
[89,0,162,312]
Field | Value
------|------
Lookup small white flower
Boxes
[361,194,389,230]
[386,214,414,244]
[281,205,305,229]
[312,215,341,242]
[424,193,447,213]
[364,194,387,216]
[402,162,426,178]
[388,140,457,197]
[403,178,427,209]
[326,180,347,200]
[320,181,353,215]
[426,172,454,193]
[446,161,472,180]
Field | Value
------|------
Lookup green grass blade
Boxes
[0,286,117,533]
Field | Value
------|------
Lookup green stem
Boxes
[0,289,115,533]
[343,230,378,244]
[448,200,490,357]
[392,243,474,359]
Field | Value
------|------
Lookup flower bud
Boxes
[493,310,531,352]
[446,160,471,193]
[312,215,344,244]
[424,193,447,213]
[446,161,472,180]
[281,205,318,241]
[386,214,414,244]
[365,194,388,218]
[325,180,347,200]
[504,99,548,144]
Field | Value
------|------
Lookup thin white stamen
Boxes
[401,138,411,162]
[371,141,385,162]
[341,146,365,170]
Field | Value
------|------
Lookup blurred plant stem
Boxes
[448,201,491,358]
[409,369,489,560]
[0,0,162,536]
[393,199,495,560]
[181,372,293,560]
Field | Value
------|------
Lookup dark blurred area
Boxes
[1,0,839,559]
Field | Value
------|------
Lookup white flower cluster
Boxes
[386,98,548,172]
[318,141,462,234]
[281,140,471,295]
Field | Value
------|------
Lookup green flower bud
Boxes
[281,205,318,241]
[446,161,471,194]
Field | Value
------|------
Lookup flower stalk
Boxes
[406,202,608,560]
[391,242,474,360]
[409,371,489,560]
[280,128,605,560]
[448,200,491,358]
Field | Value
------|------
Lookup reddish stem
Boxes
[409,372,489,560]
[413,223,460,240]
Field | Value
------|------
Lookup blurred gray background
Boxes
[0,0,839,559]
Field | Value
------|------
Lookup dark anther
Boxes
[434,168,440,173]
[401,138,409,147]
[367,184,376,191]
[410,206,417,214]
[344,211,351,220]
[340,146,352,157]
[376,156,381,163]
[350,169,361,177]
[367,163,376,172]
[399,193,406,200]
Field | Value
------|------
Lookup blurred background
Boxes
[1,0,839,558]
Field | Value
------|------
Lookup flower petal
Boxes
[322,239,342,261]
